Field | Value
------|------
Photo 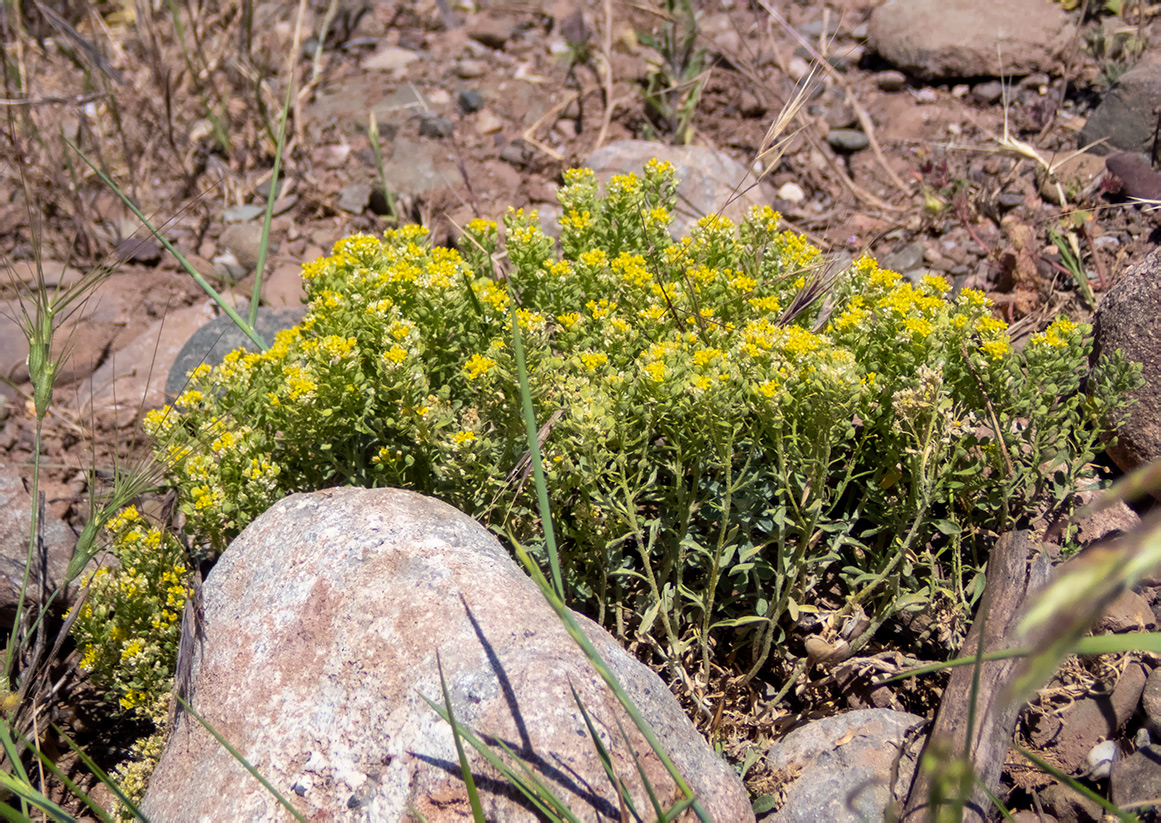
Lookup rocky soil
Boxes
[3,0,1161,818]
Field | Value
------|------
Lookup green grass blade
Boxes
[436,653,485,822]
[569,682,639,820]
[1015,745,1141,822]
[614,714,664,821]
[0,800,35,822]
[16,730,114,823]
[419,693,563,819]
[54,725,149,823]
[0,771,74,822]
[489,737,578,821]
[174,697,306,823]
[248,77,294,327]
[62,136,267,351]
[0,723,31,788]
[506,292,563,600]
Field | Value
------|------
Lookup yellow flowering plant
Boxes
[147,160,1139,688]
[68,505,190,818]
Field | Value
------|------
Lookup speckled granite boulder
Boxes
[142,487,752,822]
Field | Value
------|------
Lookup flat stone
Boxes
[361,46,420,73]
[418,114,455,139]
[868,0,1070,81]
[876,70,907,92]
[474,109,503,135]
[337,183,372,215]
[1106,152,1161,202]
[1110,744,1161,809]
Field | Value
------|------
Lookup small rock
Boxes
[425,88,451,106]
[418,114,455,139]
[361,46,420,73]
[762,709,925,822]
[115,236,161,265]
[264,263,306,308]
[826,128,869,153]
[467,16,513,49]
[1110,744,1161,809]
[211,252,246,284]
[457,89,484,114]
[165,307,306,401]
[739,89,766,118]
[1080,52,1161,156]
[1093,589,1155,634]
[220,223,267,272]
[1087,739,1119,780]
[311,144,351,169]
[1105,152,1161,202]
[787,55,810,82]
[876,70,907,92]
[337,183,372,214]
[222,204,266,223]
[777,182,806,203]
[867,0,1070,81]
[454,58,488,79]
[1092,248,1161,482]
[914,88,938,104]
[972,80,1005,105]
[1037,152,1107,205]
[474,109,503,135]
[499,139,532,167]
[1038,779,1102,823]
[995,191,1025,211]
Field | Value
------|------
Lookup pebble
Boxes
[913,88,938,104]
[1087,739,1119,780]
[425,89,451,106]
[362,46,420,73]
[458,89,484,114]
[972,80,1005,105]
[787,56,811,82]
[455,58,488,79]
[876,70,907,92]
[777,182,806,203]
[474,109,503,135]
[418,115,455,139]
[500,140,531,167]
[223,204,266,223]
[337,183,372,214]
[995,191,1025,211]
[826,128,869,153]
[739,89,766,118]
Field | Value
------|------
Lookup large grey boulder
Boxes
[1092,248,1161,479]
[142,487,752,822]
[868,0,1070,81]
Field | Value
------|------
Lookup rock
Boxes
[582,140,778,238]
[1092,248,1161,481]
[972,80,1005,105]
[263,263,306,308]
[1105,152,1161,202]
[115,236,161,265]
[337,183,372,214]
[467,16,514,49]
[739,89,766,117]
[1026,662,1147,774]
[418,114,455,139]
[876,70,907,92]
[1037,152,1107,205]
[80,301,220,416]
[164,307,305,401]
[787,56,810,82]
[826,128,869,153]
[1080,53,1161,157]
[222,203,266,223]
[1037,780,1102,823]
[219,223,268,273]
[882,240,926,275]
[761,709,924,822]
[0,467,83,627]
[867,0,1070,81]
[454,58,488,78]
[361,46,420,73]
[1110,744,1161,809]
[474,108,503,135]
[1143,667,1161,737]
[142,488,753,822]
[1092,589,1155,634]
[457,89,484,114]
[380,138,461,197]
[499,138,533,168]
[777,182,805,204]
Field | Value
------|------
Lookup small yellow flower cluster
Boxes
[464,353,497,380]
[1031,317,1078,349]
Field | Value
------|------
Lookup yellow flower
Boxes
[464,353,497,380]
[756,380,779,398]
[580,352,609,371]
[644,361,667,382]
[980,339,1011,361]
[692,348,725,367]
[452,430,476,445]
